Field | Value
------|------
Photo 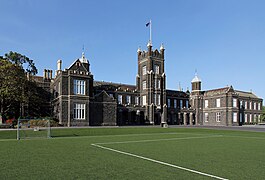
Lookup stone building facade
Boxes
[48,42,263,127]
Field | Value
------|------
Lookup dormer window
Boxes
[76,62,80,67]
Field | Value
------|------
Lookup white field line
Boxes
[95,135,224,145]
[91,143,228,180]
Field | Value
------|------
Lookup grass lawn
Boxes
[0,127,264,179]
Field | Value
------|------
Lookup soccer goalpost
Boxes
[17,118,51,140]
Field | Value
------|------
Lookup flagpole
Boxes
[150,19,152,44]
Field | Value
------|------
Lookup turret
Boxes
[191,73,201,92]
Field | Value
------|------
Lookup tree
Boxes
[0,59,26,118]
[0,52,40,120]
[4,51,38,75]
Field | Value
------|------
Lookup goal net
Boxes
[17,118,51,140]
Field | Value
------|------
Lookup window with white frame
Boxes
[245,114,248,123]
[174,99,177,108]
[73,103,85,120]
[245,101,248,109]
[142,66,147,75]
[126,95,131,104]
[216,99,221,108]
[142,81,146,90]
[155,65,159,74]
[258,103,261,110]
[205,113,209,122]
[142,95,146,106]
[258,115,261,122]
[180,100,183,109]
[240,101,243,108]
[157,94,161,106]
[233,112,237,123]
[118,95,122,104]
[216,112,221,122]
[205,100,209,108]
[157,79,160,89]
[135,97,139,105]
[250,102,252,110]
[74,79,86,95]
[250,114,252,122]
[168,99,171,108]
[254,102,256,110]
[233,98,237,107]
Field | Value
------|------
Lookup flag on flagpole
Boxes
[146,21,150,27]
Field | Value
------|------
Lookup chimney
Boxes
[43,69,47,79]
[49,70,53,79]
[57,59,62,71]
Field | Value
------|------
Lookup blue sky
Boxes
[0,0,264,103]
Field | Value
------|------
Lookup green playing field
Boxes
[0,127,264,179]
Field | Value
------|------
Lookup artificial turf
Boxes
[0,127,264,179]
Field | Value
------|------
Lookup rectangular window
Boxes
[205,100,209,108]
[157,79,160,89]
[174,99,177,108]
[186,100,189,108]
[155,65,160,74]
[245,114,248,123]
[205,113,209,122]
[142,81,146,90]
[245,101,248,109]
[142,66,147,75]
[180,100,183,109]
[142,95,146,106]
[250,114,252,122]
[250,102,252,110]
[258,103,261,110]
[73,104,85,120]
[233,112,237,123]
[216,99,220,108]
[233,98,237,107]
[240,101,243,108]
[167,99,171,108]
[118,95,122,104]
[216,112,221,122]
[135,97,139,105]
[254,102,256,110]
[74,80,86,95]
[157,94,161,106]
[126,95,131,104]
[258,115,261,122]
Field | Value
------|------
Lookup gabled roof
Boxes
[68,59,88,72]
[94,90,115,102]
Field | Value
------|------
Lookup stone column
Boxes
[183,112,187,125]
[190,112,193,125]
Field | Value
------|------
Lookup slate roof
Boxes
[235,90,260,99]
[203,87,231,96]
[93,81,137,92]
